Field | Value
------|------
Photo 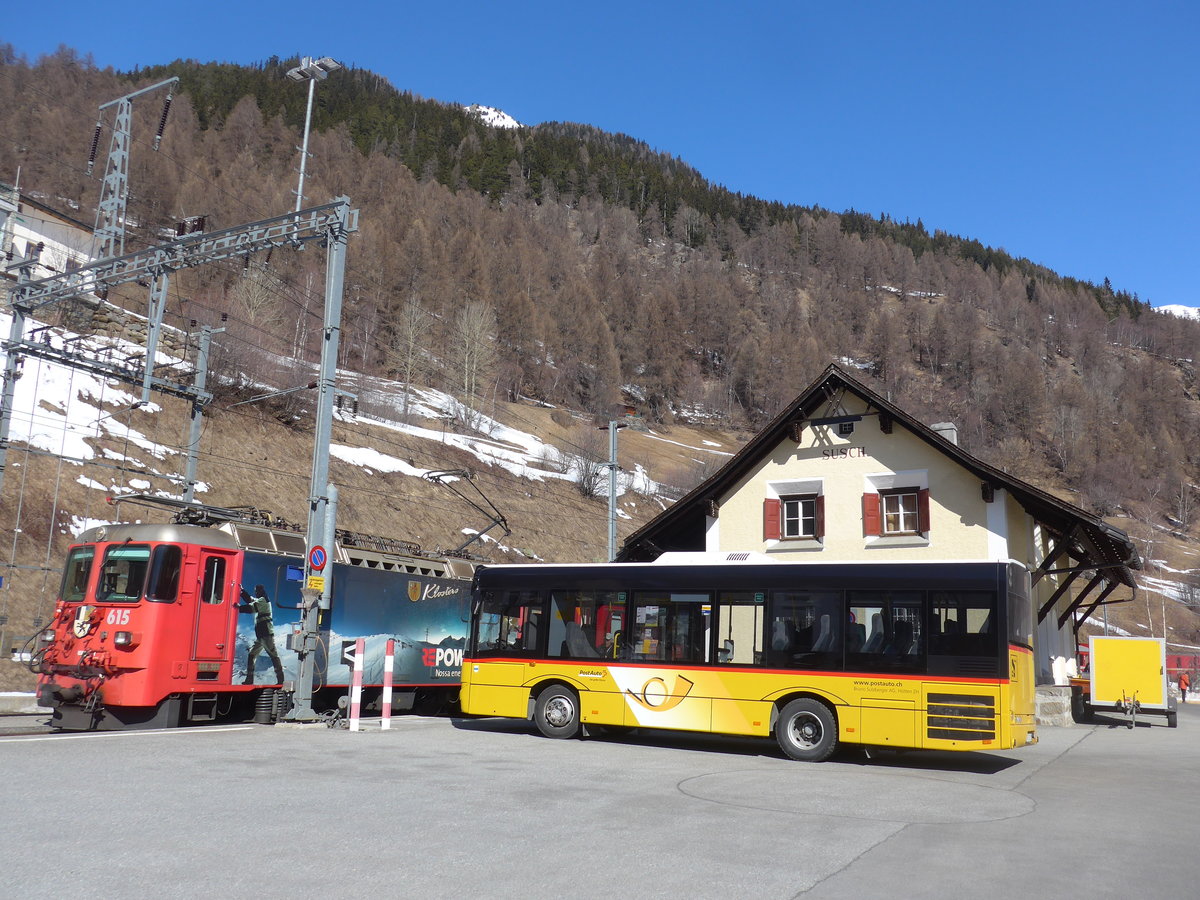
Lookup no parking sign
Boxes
[309,545,327,571]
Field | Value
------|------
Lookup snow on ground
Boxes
[68,515,117,536]
[0,311,687,512]
[460,527,542,560]
[643,430,733,457]
[1138,572,1198,605]
[0,310,176,466]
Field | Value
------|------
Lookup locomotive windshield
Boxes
[95,545,151,603]
[59,546,95,602]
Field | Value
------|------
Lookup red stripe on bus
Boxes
[467,657,1006,685]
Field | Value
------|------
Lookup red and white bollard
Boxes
[381,638,395,730]
[348,637,365,732]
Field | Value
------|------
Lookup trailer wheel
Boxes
[776,698,838,762]
[533,685,580,739]
[1167,711,1178,728]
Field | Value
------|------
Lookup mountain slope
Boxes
[2,49,1199,689]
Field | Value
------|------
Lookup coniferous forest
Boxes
[2,48,1200,594]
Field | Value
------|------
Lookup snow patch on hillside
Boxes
[1157,305,1200,321]
[463,105,522,129]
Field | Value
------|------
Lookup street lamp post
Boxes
[286,56,343,214]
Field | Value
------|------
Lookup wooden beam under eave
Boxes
[1039,568,1081,623]
[1073,581,1122,632]
[1058,573,1105,629]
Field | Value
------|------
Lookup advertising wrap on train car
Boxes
[233,550,471,687]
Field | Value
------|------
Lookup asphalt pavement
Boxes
[1,702,1196,899]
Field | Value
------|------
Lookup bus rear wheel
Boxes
[776,698,837,762]
[534,685,580,739]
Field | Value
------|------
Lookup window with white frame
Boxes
[764,479,824,543]
[882,489,921,535]
[862,470,930,540]
[782,495,819,539]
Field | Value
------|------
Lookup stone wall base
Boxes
[1035,683,1075,727]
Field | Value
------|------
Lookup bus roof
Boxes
[481,553,1025,571]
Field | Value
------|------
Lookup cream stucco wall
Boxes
[708,395,1038,566]
[694,390,1084,686]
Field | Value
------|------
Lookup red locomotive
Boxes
[33,514,474,730]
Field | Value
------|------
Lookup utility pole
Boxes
[603,420,627,561]
[289,196,352,721]
[182,324,223,504]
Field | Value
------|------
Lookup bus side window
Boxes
[474,590,542,656]
[547,591,605,659]
[930,591,996,657]
[769,590,841,669]
[630,594,709,664]
[847,590,924,672]
[715,592,763,665]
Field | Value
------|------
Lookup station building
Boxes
[0,182,95,282]
[618,364,1140,688]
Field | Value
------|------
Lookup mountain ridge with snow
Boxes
[463,104,523,129]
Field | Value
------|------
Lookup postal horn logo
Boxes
[626,674,695,712]
[407,581,422,603]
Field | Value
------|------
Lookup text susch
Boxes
[822,446,867,459]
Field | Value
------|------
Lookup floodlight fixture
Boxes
[286,55,343,82]
[287,55,343,213]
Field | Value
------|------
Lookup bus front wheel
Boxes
[534,685,581,739]
[776,698,838,762]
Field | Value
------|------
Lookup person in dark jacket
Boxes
[237,584,284,684]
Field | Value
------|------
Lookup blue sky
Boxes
[7,1,1198,307]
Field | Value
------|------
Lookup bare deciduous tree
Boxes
[387,296,433,422]
[448,301,498,431]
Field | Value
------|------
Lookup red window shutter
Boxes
[763,498,781,540]
[815,495,826,539]
[862,492,882,537]
[918,488,931,534]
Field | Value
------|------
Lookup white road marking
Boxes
[0,725,256,743]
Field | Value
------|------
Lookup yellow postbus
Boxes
[461,555,1037,761]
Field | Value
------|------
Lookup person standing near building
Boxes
[1180,671,1190,703]
[237,584,284,685]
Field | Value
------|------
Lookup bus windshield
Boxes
[59,546,95,603]
[96,545,151,603]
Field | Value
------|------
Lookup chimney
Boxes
[931,422,958,445]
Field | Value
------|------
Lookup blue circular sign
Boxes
[309,545,327,571]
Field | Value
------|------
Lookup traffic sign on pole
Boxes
[309,545,327,571]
